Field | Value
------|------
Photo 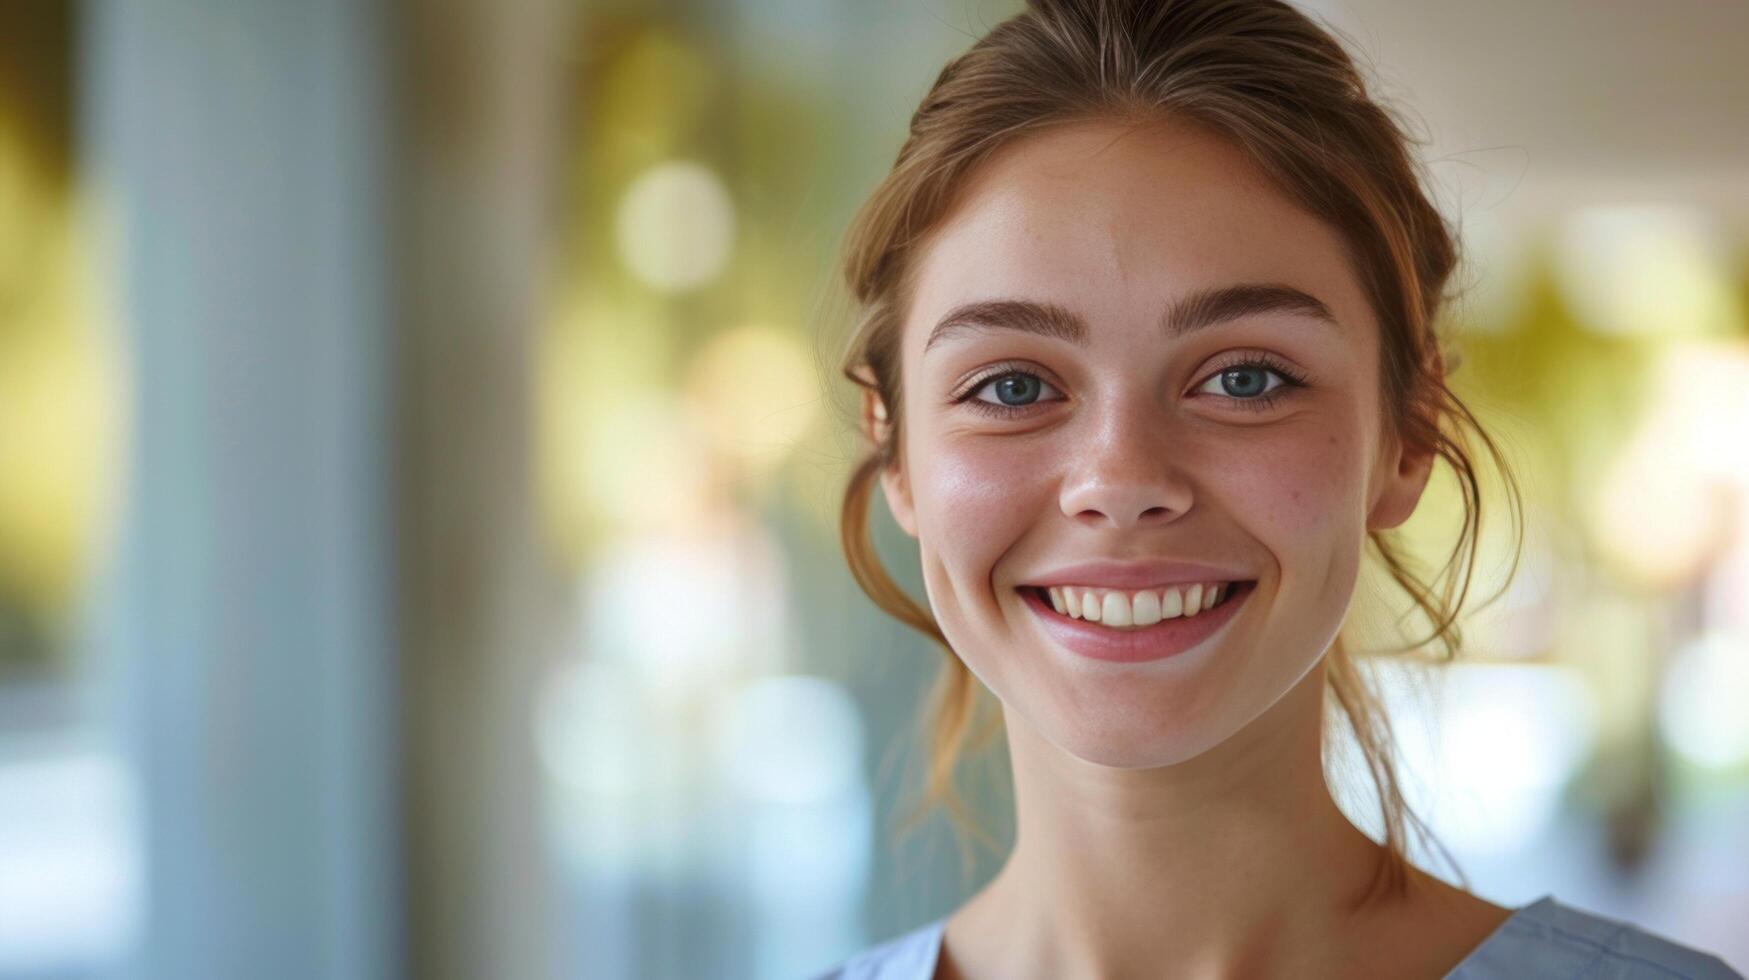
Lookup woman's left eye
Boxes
[1193,360,1302,409]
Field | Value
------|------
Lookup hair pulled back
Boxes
[836,0,1523,899]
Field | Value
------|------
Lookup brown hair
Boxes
[836,0,1523,901]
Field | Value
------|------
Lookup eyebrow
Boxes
[922,282,1340,354]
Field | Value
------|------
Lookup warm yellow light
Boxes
[593,28,712,164]
[1588,341,1749,590]
[681,324,819,475]
[615,161,734,293]
[537,294,699,559]
[1553,205,1743,338]
[580,387,713,537]
[0,194,122,614]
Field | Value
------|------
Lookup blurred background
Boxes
[0,0,1745,977]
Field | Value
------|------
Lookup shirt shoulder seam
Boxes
[1549,920,1700,980]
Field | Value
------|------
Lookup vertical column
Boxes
[83,1,399,978]
[391,0,572,978]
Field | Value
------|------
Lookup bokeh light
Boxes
[1589,340,1749,591]
[682,323,820,475]
[710,675,864,806]
[614,160,735,293]
[1659,630,1749,771]
[536,658,650,805]
[1553,205,1743,339]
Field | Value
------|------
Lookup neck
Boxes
[953,658,1397,979]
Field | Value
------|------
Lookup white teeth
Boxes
[1101,591,1132,626]
[1132,589,1162,626]
[1039,582,1236,630]
[1159,587,1183,619]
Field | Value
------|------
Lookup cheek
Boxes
[1210,417,1371,601]
[910,431,1056,579]
[1223,428,1365,529]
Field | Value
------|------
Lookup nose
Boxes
[1058,401,1194,530]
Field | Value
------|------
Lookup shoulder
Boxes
[807,917,946,980]
[1451,895,1742,980]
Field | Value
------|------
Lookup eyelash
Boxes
[952,354,1309,419]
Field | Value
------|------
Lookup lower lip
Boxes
[1019,581,1255,664]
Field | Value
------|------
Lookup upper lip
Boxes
[1019,558,1255,590]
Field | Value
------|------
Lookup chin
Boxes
[1030,690,1243,770]
[1051,728,1236,771]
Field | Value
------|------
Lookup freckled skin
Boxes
[860,116,1490,980]
[875,119,1429,769]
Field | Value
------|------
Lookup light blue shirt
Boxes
[811,895,1743,979]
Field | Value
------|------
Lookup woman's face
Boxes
[871,118,1433,768]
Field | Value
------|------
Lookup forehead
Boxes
[903,118,1372,352]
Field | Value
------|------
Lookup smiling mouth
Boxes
[1019,580,1254,631]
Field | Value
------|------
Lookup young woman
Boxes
[816,1,1742,978]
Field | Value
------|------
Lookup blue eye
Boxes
[1191,355,1308,413]
[981,373,1050,406]
[1198,365,1285,400]
[956,367,1063,417]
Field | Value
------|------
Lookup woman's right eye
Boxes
[962,370,1063,416]
[977,372,1054,406]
